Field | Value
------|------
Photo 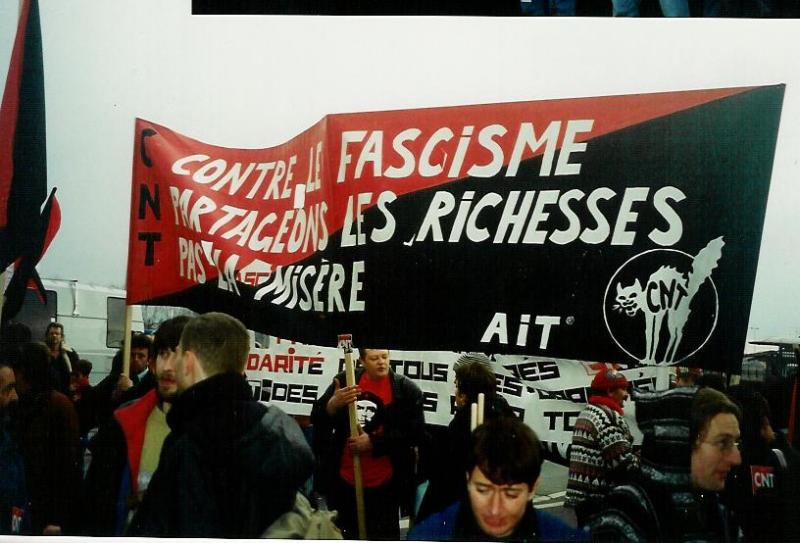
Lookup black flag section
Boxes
[0,0,60,324]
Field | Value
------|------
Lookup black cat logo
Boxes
[604,238,723,365]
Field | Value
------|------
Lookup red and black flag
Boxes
[0,0,61,323]
[127,86,783,374]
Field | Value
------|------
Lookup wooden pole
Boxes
[0,268,6,327]
[470,402,478,431]
[121,305,133,377]
[655,365,670,391]
[477,392,485,426]
[339,335,366,539]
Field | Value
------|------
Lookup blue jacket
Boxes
[0,424,29,534]
[408,500,587,542]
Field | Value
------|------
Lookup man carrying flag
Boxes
[0,0,60,327]
[312,348,425,539]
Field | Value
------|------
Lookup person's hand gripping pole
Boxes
[338,334,366,539]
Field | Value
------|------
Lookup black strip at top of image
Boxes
[192,0,535,16]
[191,0,800,17]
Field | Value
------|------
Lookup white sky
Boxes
[0,1,798,340]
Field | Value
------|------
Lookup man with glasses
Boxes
[589,386,742,541]
[408,416,585,541]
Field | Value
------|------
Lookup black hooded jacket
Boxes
[128,372,313,537]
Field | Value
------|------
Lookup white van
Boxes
[10,278,145,384]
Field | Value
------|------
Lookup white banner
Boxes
[245,339,662,461]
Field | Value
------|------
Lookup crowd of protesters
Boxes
[0,313,313,537]
[1,313,799,541]
[567,367,800,541]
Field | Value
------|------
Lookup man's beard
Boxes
[157,388,177,403]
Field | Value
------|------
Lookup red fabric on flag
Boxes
[0,0,32,229]
[39,190,60,257]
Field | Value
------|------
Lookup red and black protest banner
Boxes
[0,0,61,323]
[127,86,783,373]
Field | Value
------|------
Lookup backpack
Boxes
[261,492,342,539]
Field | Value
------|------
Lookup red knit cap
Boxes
[591,368,629,391]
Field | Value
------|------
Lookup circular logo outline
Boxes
[602,248,719,365]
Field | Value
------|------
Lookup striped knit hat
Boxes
[590,368,629,391]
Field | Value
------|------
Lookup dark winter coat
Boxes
[409,499,587,542]
[590,472,739,542]
[0,418,29,534]
[725,433,800,542]
[128,372,313,537]
[49,347,79,397]
[13,390,81,535]
[311,368,425,513]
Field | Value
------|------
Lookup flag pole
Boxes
[0,270,6,328]
[1,5,20,331]
[122,305,133,377]
[338,334,366,539]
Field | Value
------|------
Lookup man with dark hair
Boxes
[70,360,92,400]
[566,368,638,526]
[113,333,155,406]
[418,353,514,521]
[312,347,425,539]
[130,312,312,537]
[409,416,584,541]
[696,371,728,393]
[590,386,742,541]
[44,322,80,396]
[12,342,81,536]
[83,316,189,535]
[128,333,152,380]
[76,358,92,377]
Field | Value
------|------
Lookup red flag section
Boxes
[0,0,32,229]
